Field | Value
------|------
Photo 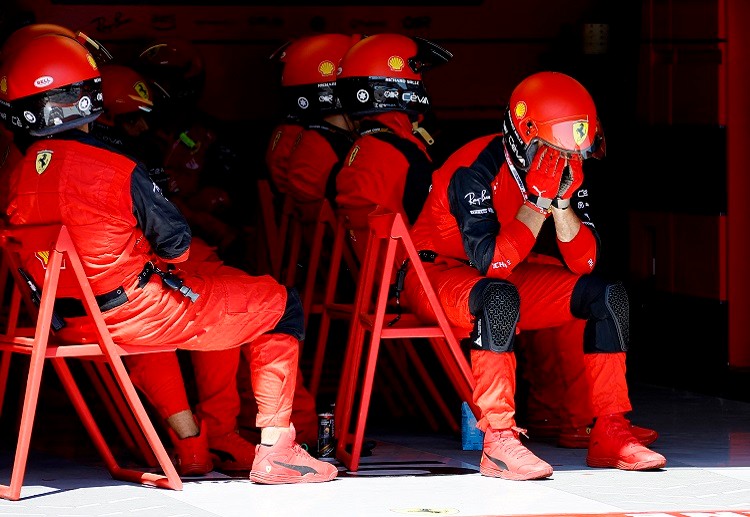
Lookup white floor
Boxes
[1,383,750,517]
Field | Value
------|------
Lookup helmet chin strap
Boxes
[411,121,434,145]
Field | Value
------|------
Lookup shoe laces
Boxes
[289,440,312,459]
[489,426,535,461]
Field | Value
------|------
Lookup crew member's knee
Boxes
[571,274,629,353]
[268,287,305,341]
[468,278,520,353]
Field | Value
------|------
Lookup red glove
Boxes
[557,154,584,200]
[550,154,584,210]
[523,145,567,213]
[524,145,567,199]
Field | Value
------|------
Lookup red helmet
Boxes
[273,33,361,119]
[0,23,113,66]
[97,64,153,126]
[0,33,103,136]
[502,71,605,172]
[335,33,452,118]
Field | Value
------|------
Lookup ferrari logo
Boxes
[573,121,589,146]
[348,145,360,166]
[134,81,150,100]
[35,150,53,174]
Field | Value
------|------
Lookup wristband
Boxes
[551,198,570,210]
[524,198,552,217]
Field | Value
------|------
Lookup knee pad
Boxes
[269,287,305,341]
[571,274,629,353]
[468,278,520,353]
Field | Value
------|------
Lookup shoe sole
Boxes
[586,457,666,470]
[176,461,214,477]
[559,436,658,448]
[213,462,254,472]
[249,471,338,484]
[480,465,553,481]
[559,433,658,449]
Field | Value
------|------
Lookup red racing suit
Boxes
[285,121,354,205]
[334,111,434,260]
[266,119,304,196]
[402,133,632,432]
[7,130,301,429]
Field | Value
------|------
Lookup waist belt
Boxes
[418,250,438,263]
[417,249,473,267]
[96,286,128,312]
[55,285,127,318]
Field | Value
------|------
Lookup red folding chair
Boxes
[309,209,432,416]
[255,178,288,279]
[308,209,359,399]
[0,224,182,501]
[332,208,479,472]
[278,200,331,311]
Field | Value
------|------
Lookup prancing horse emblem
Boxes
[36,150,53,174]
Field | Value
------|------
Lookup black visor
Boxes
[7,78,103,136]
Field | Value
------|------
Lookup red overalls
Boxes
[402,134,631,432]
[7,133,299,429]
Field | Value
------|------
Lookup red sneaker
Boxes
[587,414,666,471]
[250,423,338,484]
[480,427,553,481]
[208,430,256,472]
[168,420,213,477]
[558,422,658,448]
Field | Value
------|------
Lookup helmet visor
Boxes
[336,76,430,117]
[6,78,103,136]
[281,81,339,119]
[541,121,606,160]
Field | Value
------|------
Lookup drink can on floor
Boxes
[317,412,335,458]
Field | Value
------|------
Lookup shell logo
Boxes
[35,250,50,267]
[318,60,336,77]
[388,55,405,72]
[513,101,527,120]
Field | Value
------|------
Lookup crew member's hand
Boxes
[524,145,567,199]
[556,154,583,200]
[523,145,567,213]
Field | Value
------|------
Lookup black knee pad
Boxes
[570,274,629,353]
[268,286,305,341]
[468,278,520,353]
